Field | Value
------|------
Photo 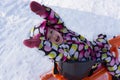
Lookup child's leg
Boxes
[93,34,120,78]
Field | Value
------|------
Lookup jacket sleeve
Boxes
[43,6,63,24]
[38,39,71,61]
[39,5,68,31]
[38,37,93,62]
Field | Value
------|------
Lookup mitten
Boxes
[23,34,41,48]
[23,38,41,48]
[30,1,46,16]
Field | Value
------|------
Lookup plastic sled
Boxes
[40,35,120,80]
[109,35,120,59]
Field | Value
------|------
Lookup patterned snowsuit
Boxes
[31,6,120,78]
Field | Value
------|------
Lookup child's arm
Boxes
[38,40,71,61]
[38,38,94,62]
[24,35,93,62]
[23,38,70,61]
[30,1,64,29]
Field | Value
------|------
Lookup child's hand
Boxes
[23,33,42,48]
[23,38,41,48]
[30,1,46,16]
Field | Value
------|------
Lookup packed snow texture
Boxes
[0,0,120,80]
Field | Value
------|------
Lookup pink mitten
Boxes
[30,1,46,16]
[23,39,40,48]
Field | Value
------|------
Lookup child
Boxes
[23,1,120,79]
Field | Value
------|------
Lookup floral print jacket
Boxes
[30,6,120,77]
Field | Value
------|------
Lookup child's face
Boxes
[46,28,63,45]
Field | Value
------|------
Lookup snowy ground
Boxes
[1,0,120,80]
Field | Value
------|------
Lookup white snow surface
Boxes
[1,0,120,80]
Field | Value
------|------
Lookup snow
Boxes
[0,0,120,80]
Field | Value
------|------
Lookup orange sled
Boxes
[40,35,120,80]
